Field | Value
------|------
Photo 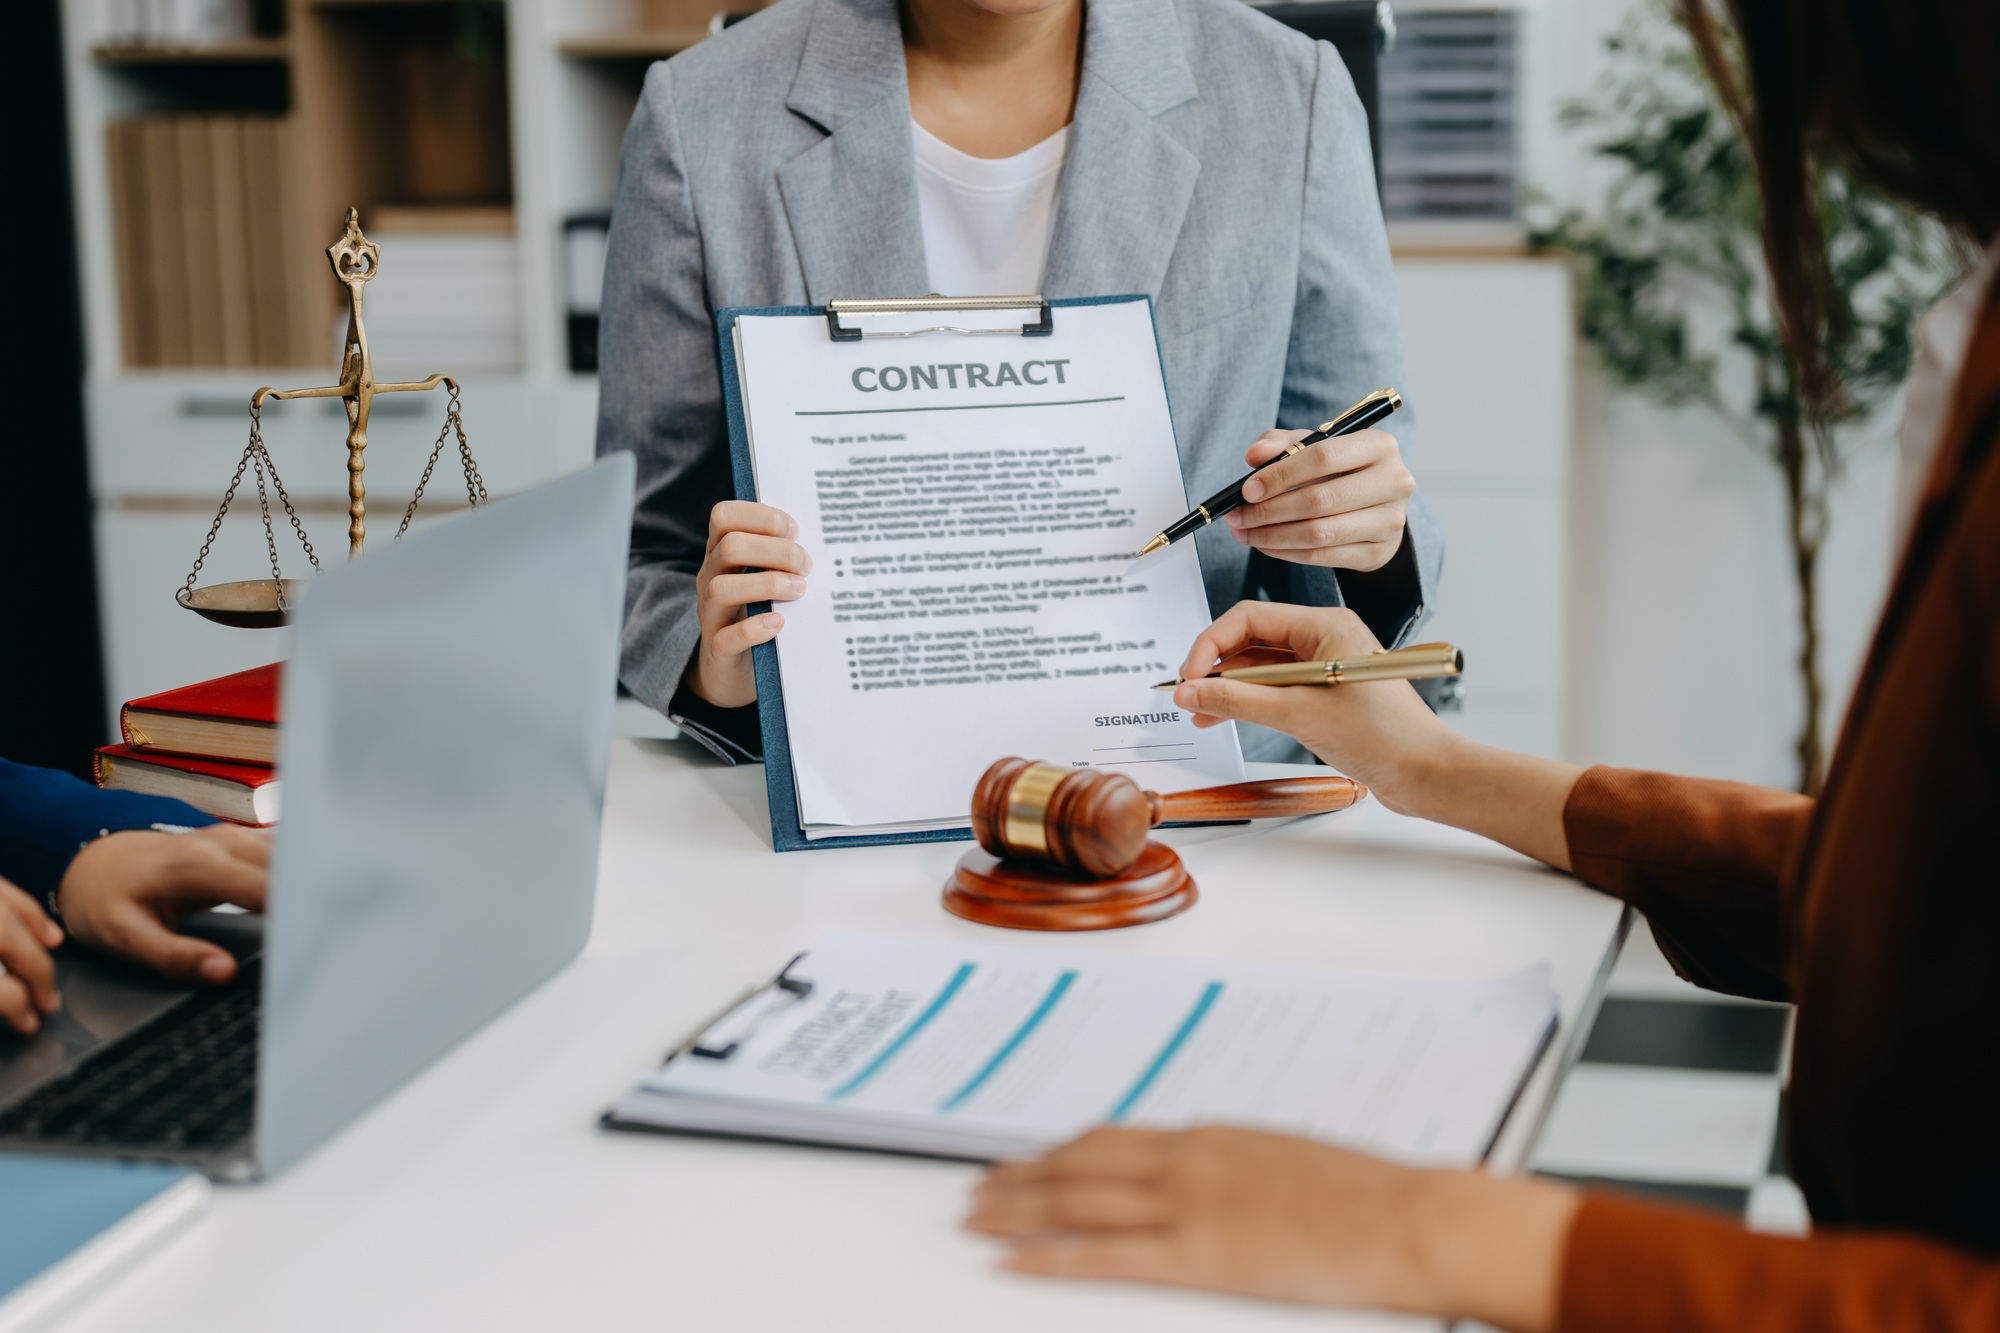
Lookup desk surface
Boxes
[60,740,1626,1333]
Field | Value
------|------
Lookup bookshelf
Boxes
[60,0,702,721]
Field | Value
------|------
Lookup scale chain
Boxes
[396,381,488,540]
[179,437,256,608]
[178,401,322,614]
[247,443,289,611]
[257,436,321,576]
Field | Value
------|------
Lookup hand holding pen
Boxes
[1141,389,1410,565]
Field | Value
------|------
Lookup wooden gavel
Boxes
[970,757,1367,878]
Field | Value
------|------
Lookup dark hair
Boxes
[1678,0,2000,413]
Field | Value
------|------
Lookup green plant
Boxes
[1530,10,1958,793]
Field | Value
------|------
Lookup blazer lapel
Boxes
[1040,0,1201,299]
[777,0,930,302]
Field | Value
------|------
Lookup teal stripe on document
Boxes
[939,970,1077,1113]
[828,963,976,1101]
[1107,981,1224,1122]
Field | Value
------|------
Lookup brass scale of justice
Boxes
[177,209,489,628]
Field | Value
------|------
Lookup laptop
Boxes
[0,455,634,1181]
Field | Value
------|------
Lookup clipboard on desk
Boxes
[601,934,1561,1164]
[716,295,1245,852]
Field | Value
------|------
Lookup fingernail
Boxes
[787,575,808,596]
[1174,683,1198,709]
[1229,526,1248,543]
[199,955,233,983]
[41,992,61,1014]
[787,518,801,539]
[1224,510,1244,528]
[1243,480,1263,501]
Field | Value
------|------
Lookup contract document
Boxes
[725,298,1244,845]
[606,935,1560,1164]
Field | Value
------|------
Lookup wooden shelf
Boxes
[367,203,515,234]
[558,27,709,61]
[92,38,292,65]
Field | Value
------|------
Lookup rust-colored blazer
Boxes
[1555,286,2000,1330]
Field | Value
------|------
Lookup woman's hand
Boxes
[57,825,270,985]
[1225,428,1413,571]
[966,1125,1578,1331]
[688,501,812,709]
[1173,602,1455,812]
[0,876,64,1035]
[1172,602,1585,868]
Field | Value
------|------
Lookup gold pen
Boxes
[1152,642,1462,690]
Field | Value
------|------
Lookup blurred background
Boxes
[17,0,1929,793]
[13,0,1957,1236]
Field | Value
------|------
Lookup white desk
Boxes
[60,739,1626,1333]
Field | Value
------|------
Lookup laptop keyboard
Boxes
[0,971,260,1155]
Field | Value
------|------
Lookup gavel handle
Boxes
[1148,775,1366,824]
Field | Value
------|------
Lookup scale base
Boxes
[942,842,1196,931]
[177,580,306,629]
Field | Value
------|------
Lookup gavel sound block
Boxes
[944,757,1367,931]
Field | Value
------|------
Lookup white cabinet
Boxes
[1393,257,1573,758]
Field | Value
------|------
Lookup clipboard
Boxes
[714,294,1180,852]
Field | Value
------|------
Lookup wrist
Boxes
[1410,1170,1580,1332]
[1368,715,1473,820]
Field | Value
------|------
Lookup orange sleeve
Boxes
[1559,1192,2000,1333]
[1563,767,1815,1002]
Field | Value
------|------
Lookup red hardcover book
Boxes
[119,663,281,766]
[93,745,281,827]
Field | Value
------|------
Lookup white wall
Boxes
[1563,382,1904,786]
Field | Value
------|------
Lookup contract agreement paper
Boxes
[608,935,1560,1163]
[729,299,1244,841]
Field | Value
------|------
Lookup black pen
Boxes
[1138,388,1403,556]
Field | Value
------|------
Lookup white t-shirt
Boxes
[911,120,1069,297]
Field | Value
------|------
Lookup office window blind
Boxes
[1378,9,1519,219]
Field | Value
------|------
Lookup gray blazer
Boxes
[597,0,1443,762]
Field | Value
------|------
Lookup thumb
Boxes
[110,910,240,985]
[1173,678,1298,733]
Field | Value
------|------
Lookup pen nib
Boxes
[1138,534,1169,557]
[1150,679,1182,690]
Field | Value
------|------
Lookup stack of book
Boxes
[104,114,314,369]
[94,664,282,827]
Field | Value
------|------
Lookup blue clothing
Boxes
[0,759,214,908]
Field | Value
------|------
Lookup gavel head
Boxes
[971,758,1156,878]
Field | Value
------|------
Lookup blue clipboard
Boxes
[715,295,1171,852]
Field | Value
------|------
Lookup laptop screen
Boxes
[253,455,632,1177]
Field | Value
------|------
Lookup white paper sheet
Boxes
[732,301,1244,835]
[638,936,1558,1165]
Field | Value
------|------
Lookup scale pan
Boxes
[177,580,307,629]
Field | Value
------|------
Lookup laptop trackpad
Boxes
[0,911,264,1108]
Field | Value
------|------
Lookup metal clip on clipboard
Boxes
[687,954,816,1060]
[824,294,1054,342]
